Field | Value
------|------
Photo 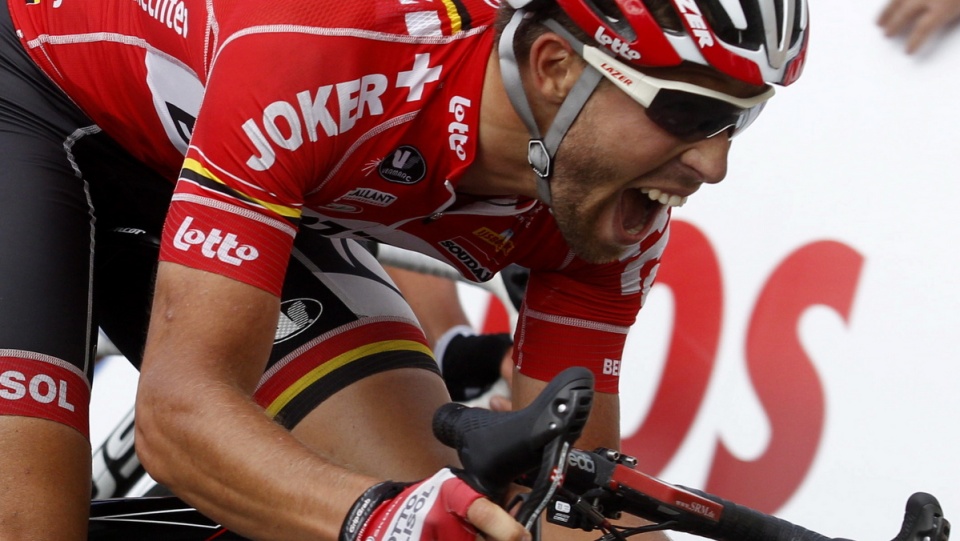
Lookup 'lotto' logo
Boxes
[172,216,259,266]
[594,27,641,61]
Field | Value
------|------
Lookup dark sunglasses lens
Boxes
[646,89,748,141]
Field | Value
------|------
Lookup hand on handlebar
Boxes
[340,368,593,541]
[340,468,530,541]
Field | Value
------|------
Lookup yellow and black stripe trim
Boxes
[181,158,302,224]
[262,340,440,429]
[440,0,472,32]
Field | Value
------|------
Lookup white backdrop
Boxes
[458,2,960,538]
[92,2,960,539]
[616,2,960,539]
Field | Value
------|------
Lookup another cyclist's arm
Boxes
[136,262,527,541]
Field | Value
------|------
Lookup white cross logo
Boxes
[396,53,442,102]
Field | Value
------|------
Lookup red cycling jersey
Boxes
[8,0,669,392]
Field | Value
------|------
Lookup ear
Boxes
[527,32,584,104]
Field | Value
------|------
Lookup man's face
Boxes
[548,64,768,264]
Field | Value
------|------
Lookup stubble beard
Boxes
[544,92,635,265]
[548,159,628,265]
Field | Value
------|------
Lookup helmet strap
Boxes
[498,10,603,206]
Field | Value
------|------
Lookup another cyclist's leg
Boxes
[0,9,101,536]
[84,131,174,369]
[84,134,174,499]
[254,235,458,481]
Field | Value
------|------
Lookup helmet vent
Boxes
[773,0,786,45]
[788,0,805,48]
[644,0,685,35]
[700,0,765,50]
[583,0,637,42]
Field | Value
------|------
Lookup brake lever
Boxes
[514,437,573,529]
[432,367,594,501]
[892,493,950,541]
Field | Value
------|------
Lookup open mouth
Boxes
[641,187,688,208]
[620,187,687,236]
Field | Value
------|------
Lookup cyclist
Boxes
[0,0,808,540]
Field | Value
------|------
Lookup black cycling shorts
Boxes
[0,5,438,438]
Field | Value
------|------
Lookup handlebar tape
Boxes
[680,486,834,541]
[677,489,949,541]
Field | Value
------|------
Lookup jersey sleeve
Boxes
[160,155,302,296]
[514,218,671,394]
[158,32,329,296]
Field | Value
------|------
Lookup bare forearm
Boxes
[136,370,375,541]
[137,263,376,540]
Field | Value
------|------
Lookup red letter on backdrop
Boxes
[704,240,864,512]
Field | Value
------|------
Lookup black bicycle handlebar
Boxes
[434,368,952,541]
[658,486,948,541]
[892,492,951,541]
[550,449,950,541]
[87,368,950,541]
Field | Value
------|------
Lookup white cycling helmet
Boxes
[498,0,809,204]
[505,0,808,85]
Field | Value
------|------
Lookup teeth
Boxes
[639,187,687,208]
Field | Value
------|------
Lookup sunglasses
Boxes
[581,46,775,141]
[541,19,775,141]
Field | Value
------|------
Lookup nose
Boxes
[680,133,730,184]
